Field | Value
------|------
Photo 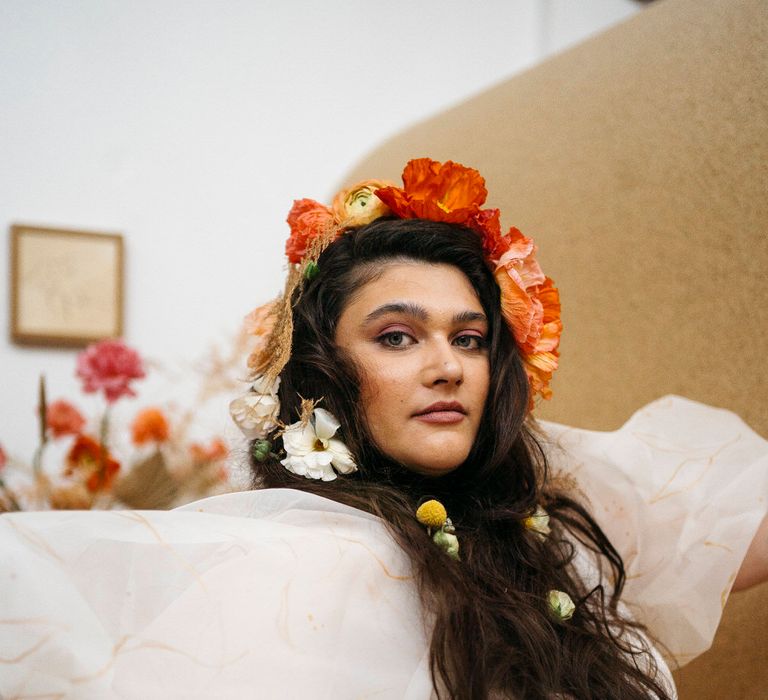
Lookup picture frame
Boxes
[10,224,124,347]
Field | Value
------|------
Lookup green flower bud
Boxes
[251,439,272,462]
[433,529,460,561]
[548,589,576,622]
[304,261,319,281]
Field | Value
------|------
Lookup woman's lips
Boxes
[413,401,466,424]
[413,410,466,424]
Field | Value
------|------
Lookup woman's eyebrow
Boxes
[364,302,428,324]
[453,310,487,325]
[363,303,487,326]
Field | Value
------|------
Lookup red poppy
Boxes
[285,199,334,264]
[65,434,121,492]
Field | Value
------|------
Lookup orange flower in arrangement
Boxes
[520,280,561,405]
[286,181,395,265]
[46,399,86,438]
[131,407,170,446]
[331,179,393,227]
[244,301,276,338]
[0,443,6,471]
[375,158,489,225]
[245,301,279,373]
[190,438,228,463]
[285,199,335,264]
[65,434,121,493]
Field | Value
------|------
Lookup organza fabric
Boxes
[1,396,766,699]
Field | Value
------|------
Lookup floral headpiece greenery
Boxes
[248,157,562,408]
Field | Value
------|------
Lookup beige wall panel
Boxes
[341,0,767,696]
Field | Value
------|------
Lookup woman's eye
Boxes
[453,334,485,350]
[378,331,415,348]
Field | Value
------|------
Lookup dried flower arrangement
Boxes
[0,335,250,512]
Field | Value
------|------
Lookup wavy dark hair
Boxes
[250,218,671,699]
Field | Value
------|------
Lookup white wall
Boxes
[0,0,640,463]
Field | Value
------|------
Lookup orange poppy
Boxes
[131,407,170,445]
[375,159,488,224]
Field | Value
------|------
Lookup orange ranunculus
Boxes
[65,434,121,493]
[46,400,86,438]
[331,179,393,227]
[375,159,488,225]
[131,407,170,445]
[190,438,228,463]
[285,198,334,264]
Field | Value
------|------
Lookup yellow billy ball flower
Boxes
[416,499,448,529]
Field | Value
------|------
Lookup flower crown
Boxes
[275,157,562,406]
[232,158,561,480]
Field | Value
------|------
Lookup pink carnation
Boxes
[76,339,146,404]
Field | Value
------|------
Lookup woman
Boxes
[232,158,767,698]
[1,159,766,699]
[247,215,672,698]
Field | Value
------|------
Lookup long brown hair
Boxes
[250,218,671,699]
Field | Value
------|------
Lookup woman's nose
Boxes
[423,341,464,386]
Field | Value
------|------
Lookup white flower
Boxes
[281,407,357,481]
[230,375,281,438]
[251,374,280,397]
[548,589,576,622]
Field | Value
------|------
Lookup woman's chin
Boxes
[394,443,472,477]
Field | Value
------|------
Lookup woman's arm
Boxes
[733,513,768,592]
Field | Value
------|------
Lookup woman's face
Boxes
[335,261,490,476]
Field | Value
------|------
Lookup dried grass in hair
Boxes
[248,221,341,385]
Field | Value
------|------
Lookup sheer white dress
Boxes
[1,396,766,698]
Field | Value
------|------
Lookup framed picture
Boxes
[10,224,124,347]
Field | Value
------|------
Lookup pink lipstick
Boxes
[413,401,466,424]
